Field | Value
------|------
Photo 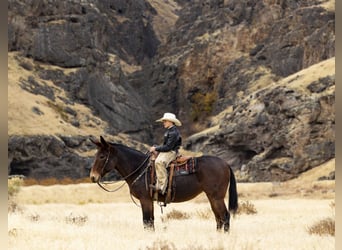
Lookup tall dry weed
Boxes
[8,177,23,213]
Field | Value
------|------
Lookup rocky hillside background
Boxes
[8,0,335,182]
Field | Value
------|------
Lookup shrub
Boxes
[191,91,217,122]
[307,202,335,236]
[236,200,257,215]
[163,209,190,221]
[307,218,335,236]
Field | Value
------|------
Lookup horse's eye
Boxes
[99,155,106,160]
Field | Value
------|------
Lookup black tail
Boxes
[228,166,238,213]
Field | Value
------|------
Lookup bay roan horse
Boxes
[89,136,238,232]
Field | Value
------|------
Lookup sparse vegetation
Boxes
[65,212,88,226]
[195,208,213,220]
[237,200,257,215]
[8,177,23,198]
[307,218,335,236]
[144,240,176,250]
[8,183,335,250]
[307,201,335,236]
[163,209,190,221]
[191,91,217,122]
[23,177,91,186]
[46,100,69,122]
[8,177,23,213]
[28,213,40,222]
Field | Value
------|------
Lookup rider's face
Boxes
[163,120,173,128]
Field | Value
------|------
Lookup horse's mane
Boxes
[109,142,146,156]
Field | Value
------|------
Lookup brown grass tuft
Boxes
[65,213,88,226]
[143,239,176,250]
[164,209,190,221]
[28,213,40,222]
[307,218,335,236]
[307,201,335,236]
[8,228,19,237]
[237,200,257,215]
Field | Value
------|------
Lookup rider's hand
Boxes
[149,146,156,153]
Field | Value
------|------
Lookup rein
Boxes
[97,150,151,193]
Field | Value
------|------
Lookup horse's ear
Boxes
[100,136,109,148]
[89,137,101,147]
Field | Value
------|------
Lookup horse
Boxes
[89,136,238,232]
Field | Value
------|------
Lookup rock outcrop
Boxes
[8,0,335,181]
[184,58,335,181]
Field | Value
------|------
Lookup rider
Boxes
[149,112,182,195]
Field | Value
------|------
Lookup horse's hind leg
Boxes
[223,211,230,232]
[208,198,230,232]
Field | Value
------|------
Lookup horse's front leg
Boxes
[141,199,155,231]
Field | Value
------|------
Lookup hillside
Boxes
[8,0,335,182]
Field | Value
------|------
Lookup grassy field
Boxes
[8,199,334,250]
[8,160,335,250]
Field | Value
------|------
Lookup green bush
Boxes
[191,91,217,121]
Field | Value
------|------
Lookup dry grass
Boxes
[163,209,190,221]
[320,0,335,11]
[147,0,180,44]
[8,199,335,250]
[307,218,335,236]
[65,212,89,226]
[307,201,335,236]
[8,177,23,198]
[23,177,92,186]
[8,52,109,137]
[8,177,24,213]
[8,150,335,250]
[236,200,257,215]
[8,163,335,250]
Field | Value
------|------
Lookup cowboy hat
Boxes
[156,112,182,126]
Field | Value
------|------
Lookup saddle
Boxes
[149,153,197,206]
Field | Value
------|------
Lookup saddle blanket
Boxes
[170,157,196,176]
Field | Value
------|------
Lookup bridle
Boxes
[96,148,151,193]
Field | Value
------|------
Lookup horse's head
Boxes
[89,136,116,183]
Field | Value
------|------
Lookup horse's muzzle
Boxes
[90,175,97,183]
[90,170,100,183]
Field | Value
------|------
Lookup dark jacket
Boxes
[155,125,182,153]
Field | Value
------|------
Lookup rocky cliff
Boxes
[8,0,335,181]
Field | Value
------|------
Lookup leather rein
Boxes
[96,149,151,193]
